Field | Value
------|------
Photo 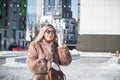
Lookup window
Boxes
[13,11,17,20]
[12,29,16,40]
[48,0,54,7]
[70,36,74,39]
[0,34,2,49]
[18,40,20,46]
[65,23,69,28]
[12,21,17,29]
[4,39,7,48]
[22,32,25,39]
[22,41,24,47]
[64,30,65,34]
[4,30,7,38]
[5,17,8,27]
[71,21,74,24]
[58,0,62,6]
[66,20,68,23]
[19,32,21,39]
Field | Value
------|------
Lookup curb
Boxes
[5,56,26,64]
[80,52,114,58]
[5,54,80,63]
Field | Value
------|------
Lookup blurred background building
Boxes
[76,0,120,52]
[1,0,120,52]
[26,0,78,50]
[0,0,27,50]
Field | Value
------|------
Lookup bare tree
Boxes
[26,13,36,42]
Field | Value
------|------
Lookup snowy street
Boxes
[62,57,120,80]
[0,50,120,80]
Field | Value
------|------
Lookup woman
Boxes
[27,24,72,80]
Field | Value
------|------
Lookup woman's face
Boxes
[44,27,55,42]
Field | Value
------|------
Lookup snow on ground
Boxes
[0,50,118,68]
[0,51,27,58]
[60,56,120,80]
[100,57,120,70]
[0,50,80,67]
[0,50,120,80]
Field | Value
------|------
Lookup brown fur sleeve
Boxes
[26,42,45,74]
[57,45,72,66]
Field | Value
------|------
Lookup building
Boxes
[76,0,120,52]
[0,0,27,50]
[43,0,72,18]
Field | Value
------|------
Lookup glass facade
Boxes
[0,0,27,50]
[43,0,72,18]
[18,0,27,30]
[0,0,6,28]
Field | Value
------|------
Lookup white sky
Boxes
[71,0,78,19]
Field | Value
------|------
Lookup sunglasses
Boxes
[45,30,56,34]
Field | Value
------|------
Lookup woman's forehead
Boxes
[47,27,54,30]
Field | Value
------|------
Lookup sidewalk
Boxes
[0,50,117,67]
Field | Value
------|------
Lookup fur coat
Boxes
[27,41,72,76]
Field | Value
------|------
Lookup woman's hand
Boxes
[57,44,72,65]
[58,44,68,51]
[57,44,69,56]
[58,44,67,49]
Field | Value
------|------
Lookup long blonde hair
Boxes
[34,24,57,42]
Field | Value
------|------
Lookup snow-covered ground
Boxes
[0,50,120,80]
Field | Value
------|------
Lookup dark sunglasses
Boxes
[45,30,55,34]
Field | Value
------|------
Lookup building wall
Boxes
[77,0,120,52]
[76,35,120,52]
